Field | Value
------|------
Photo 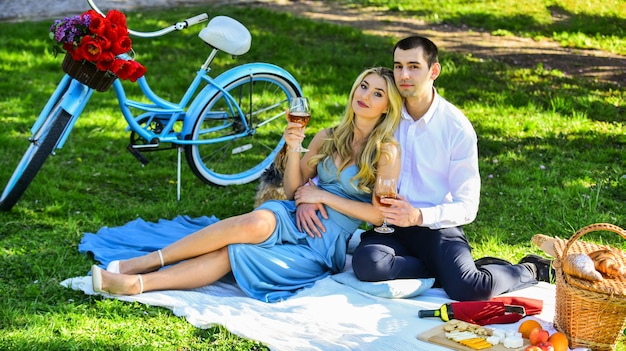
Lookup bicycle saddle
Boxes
[199,16,251,56]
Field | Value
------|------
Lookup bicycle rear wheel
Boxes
[186,72,301,185]
[0,92,72,211]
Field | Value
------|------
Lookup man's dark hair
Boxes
[393,36,439,68]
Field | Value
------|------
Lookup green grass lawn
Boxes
[0,1,624,350]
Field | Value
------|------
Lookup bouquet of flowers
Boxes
[50,9,146,82]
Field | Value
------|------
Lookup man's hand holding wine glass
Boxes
[376,194,424,228]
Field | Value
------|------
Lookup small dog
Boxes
[254,144,288,207]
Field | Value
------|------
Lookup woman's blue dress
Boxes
[227,158,371,302]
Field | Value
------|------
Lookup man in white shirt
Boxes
[349,36,553,300]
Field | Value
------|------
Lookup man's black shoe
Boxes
[519,254,555,284]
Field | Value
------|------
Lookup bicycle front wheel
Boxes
[186,72,301,185]
[0,93,72,211]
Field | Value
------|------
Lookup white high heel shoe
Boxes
[106,249,165,274]
[91,265,144,294]
[91,265,105,293]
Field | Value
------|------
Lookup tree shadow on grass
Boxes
[386,4,625,41]
[438,51,624,124]
[546,5,625,38]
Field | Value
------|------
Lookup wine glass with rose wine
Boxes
[374,177,397,233]
[288,97,311,152]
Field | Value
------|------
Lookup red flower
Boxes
[103,24,119,44]
[95,51,116,71]
[110,59,135,80]
[128,61,147,82]
[95,35,111,51]
[88,16,106,36]
[79,35,102,62]
[69,48,82,61]
[106,10,127,29]
[115,22,129,37]
[111,35,132,56]
[62,42,75,52]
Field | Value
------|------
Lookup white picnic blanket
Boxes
[61,259,558,351]
[62,216,562,350]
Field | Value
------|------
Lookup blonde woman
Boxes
[92,67,402,302]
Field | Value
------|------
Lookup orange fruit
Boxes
[518,319,543,339]
[548,332,569,351]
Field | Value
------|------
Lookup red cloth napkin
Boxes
[451,297,543,325]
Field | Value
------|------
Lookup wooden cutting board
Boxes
[417,324,530,351]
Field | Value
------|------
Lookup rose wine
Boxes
[376,193,396,206]
[288,112,311,126]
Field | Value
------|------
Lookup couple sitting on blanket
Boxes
[92,36,553,303]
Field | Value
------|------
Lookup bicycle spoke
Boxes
[186,72,300,185]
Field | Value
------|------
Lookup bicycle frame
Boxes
[46,60,300,152]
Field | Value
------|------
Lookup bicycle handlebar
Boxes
[86,0,208,38]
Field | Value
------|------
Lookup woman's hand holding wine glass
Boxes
[374,177,397,233]
[287,97,311,152]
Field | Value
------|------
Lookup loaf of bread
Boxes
[588,249,625,278]
[531,234,558,257]
[562,253,603,282]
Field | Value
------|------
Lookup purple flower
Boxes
[50,14,90,44]
[50,19,62,32]
[83,13,92,26]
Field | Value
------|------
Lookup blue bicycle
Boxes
[0,0,302,211]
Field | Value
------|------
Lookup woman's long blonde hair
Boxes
[308,67,402,193]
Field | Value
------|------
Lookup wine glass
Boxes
[287,97,311,152]
[374,177,397,234]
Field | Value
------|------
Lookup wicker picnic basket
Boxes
[551,223,626,351]
[61,53,117,92]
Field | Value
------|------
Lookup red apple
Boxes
[536,341,555,351]
[524,346,542,351]
[529,327,549,345]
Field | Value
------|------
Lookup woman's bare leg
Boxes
[117,210,276,274]
[98,247,232,294]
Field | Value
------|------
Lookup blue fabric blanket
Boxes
[78,215,219,269]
